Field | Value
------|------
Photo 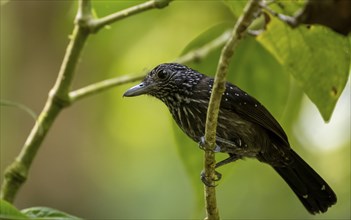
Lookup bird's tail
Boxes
[273,150,336,214]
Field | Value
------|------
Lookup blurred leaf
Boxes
[181,22,233,75]
[228,38,290,118]
[270,0,306,15]
[222,0,247,18]
[0,199,29,219]
[21,207,80,219]
[257,16,350,122]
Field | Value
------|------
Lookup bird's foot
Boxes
[198,136,221,152]
[200,169,222,187]
[198,136,206,150]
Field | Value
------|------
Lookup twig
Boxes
[259,1,298,27]
[87,0,172,33]
[0,24,89,204]
[202,1,261,219]
[69,73,146,102]
[0,0,172,203]
[174,30,231,64]
[69,30,231,103]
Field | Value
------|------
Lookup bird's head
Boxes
[123,63,203,101]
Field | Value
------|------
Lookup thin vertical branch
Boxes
[202,1,262,219]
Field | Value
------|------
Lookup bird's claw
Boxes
[200,170,222,187]
[198,136,221,152]
[198,136,206,151]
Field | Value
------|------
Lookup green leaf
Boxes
[222,0,247,18]
[257,16,351,121]
[0,199,29,219]
[21,207,80,219]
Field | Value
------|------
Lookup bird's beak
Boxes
[123,82,152,97]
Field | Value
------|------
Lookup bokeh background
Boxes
[1,1,350,219]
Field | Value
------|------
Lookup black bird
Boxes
[123,63,337,214]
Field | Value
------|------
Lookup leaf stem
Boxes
[202,1,261,219]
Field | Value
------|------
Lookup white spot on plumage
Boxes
[187,107,196,118]
[182,107,188,117]
[177,108,183,127]
[175,93,182,102]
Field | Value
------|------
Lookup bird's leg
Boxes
[200,170,222,187]
[200,154,240,187]
[198,136,222,187]
[215,153,240,169]
[198,137,239,186]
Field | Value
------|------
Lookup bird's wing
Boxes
[222,84,290,147]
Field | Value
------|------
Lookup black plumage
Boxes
[123,63,336,214]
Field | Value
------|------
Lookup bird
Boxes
[123,63,337,214]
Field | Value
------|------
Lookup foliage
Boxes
[0,199,80,219]
[258,17,350,121]
[0,0,350,219]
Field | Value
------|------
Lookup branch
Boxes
[174,30,231,64]
[202,1,261,219]
[0,0,92,203]
[69,73,146,102]
[0,25,89,203]
[259,1,298,27]
[69,30,231,103]
[87,0,172,33]
[0,0,173,203]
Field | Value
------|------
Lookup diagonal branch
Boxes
[87,0,172,33]
[69,30,231,103]
[69,73,146,102]
[0,0,172,204]
[202,1,262,219]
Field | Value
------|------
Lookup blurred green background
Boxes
[1,0,350,219]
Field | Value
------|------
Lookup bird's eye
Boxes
[157,70,169,80]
